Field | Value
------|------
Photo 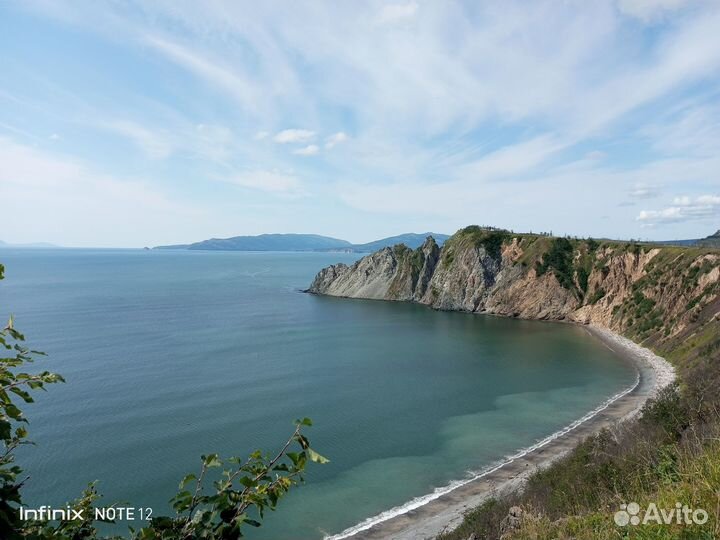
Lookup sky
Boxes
[1,0,719,247]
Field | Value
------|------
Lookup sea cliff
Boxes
[309,226,720,358]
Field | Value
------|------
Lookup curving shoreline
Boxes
[324,324,676,540]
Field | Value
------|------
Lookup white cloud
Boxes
[617,0,692,22]
[377,2,418,24]
[637,194,720,224]
[254,130,269,140]
[225,170,304,195]
[49,133,61,140]
[325,132,348,149]
[293,144,319,156]
[673,195,692,205]
[273,129,316,144]
[697,195,720,205]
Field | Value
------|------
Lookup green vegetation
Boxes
[387,243,428,297]
[526,236,599,299]
[0,264,327,539]
[443,226,510,264]
[502,434,720,538]
[609,247,719,345]
[517,236,552,267]
[576,266,589,294]
[0,266,65,539]
[535,237,575,291]
[588,287,606,304]
[410,246,425,276]
[586,237,599,253]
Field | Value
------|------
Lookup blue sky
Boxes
[1,0,719,247]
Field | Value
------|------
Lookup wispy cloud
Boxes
[144,36,260,114]
[377,2,418,24]
[293,144,319,156]
[629,183,661,200]
[454,135,568,181]
[224,170,304,195]
[584,150,606,161]
[325,132,348,149]
[101,119,173,159]
[97,118,237,163]
[273,129,315,144]
[7,0,720,242]
[616,0,692,22]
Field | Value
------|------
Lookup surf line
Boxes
[324,372,641,540]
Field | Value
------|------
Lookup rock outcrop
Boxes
[308,227,720,355]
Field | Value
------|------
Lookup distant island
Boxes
[154,232,450,253]
[0,240,59,249]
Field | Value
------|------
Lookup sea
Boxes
[0,248,636,539]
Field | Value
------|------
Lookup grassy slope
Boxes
[437,228,720,540]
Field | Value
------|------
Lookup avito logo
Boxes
[614,502,708,527]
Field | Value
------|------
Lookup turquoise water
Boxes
[0,249,636,539]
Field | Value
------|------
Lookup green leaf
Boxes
[4,403,22,420]
[307,448,330,464]
[238,476,256,488]
[171,491,193,511]
[179,473,196,489]
[203,453,222,468]
[9,387,33,403]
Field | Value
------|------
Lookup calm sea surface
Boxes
[0,249,635,539]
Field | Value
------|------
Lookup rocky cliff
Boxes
[309,226,720,359]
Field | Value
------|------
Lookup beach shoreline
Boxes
[325,324,676,540]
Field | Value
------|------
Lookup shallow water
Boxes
[0,249,636,539]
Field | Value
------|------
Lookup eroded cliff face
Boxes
[308,227,720,356]
[307,240,440,301]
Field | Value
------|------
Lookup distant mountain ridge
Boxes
[656,229,720,248]
[699,230,720,247]
[349,233,450,252]
[155,234,349,252]
[0,240,59,248]
[154,232,449,252]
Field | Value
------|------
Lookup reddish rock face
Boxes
[309,230,720,351]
